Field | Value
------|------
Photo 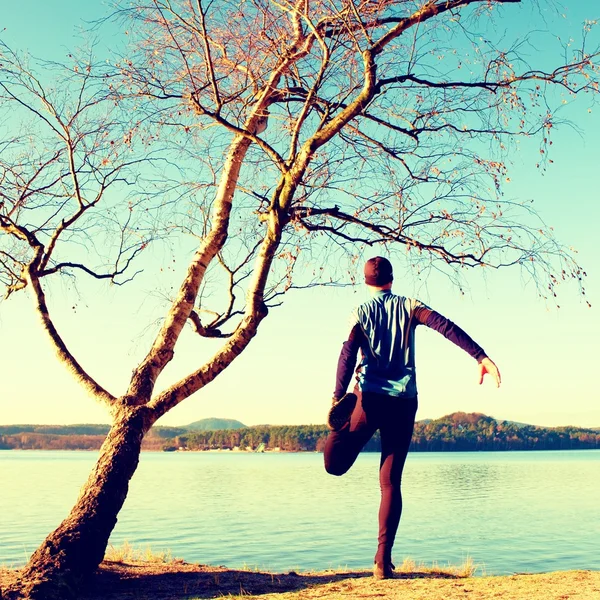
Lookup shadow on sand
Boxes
[79,561,461,599]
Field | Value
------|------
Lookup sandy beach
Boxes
[3,560,598,600]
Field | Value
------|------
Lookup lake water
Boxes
[1,450,599,575]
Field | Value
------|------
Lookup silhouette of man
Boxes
[324,256,501,579]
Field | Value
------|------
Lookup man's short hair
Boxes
[364,256,393,286]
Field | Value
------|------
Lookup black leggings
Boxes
[324,388,418,564]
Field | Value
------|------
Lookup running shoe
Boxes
[327,393,357,431]
[373,561,395,580]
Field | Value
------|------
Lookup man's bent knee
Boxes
[324,457,351,476]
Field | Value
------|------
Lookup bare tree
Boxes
[1,1,598,597]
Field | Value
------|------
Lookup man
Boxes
[324,256,501,580]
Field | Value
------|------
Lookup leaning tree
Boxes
[1,0,598,597]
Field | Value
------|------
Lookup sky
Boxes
[0,1,599,430]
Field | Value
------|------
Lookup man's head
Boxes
[364,256,393,289]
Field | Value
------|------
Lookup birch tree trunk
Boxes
[3,407,153,600]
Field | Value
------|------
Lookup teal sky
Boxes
[0,2,599,429]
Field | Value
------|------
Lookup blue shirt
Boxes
[354,290,424,396]
[333,290,486,399]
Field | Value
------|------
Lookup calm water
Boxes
[1,450,599,574]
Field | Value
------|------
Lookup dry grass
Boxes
[104,545,477,579]
[395,556,477,578]
[104,541,175,564]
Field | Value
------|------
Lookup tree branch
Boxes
[26,264,116,406]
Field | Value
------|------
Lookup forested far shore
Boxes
[1,413,599,452]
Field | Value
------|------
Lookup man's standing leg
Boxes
[373,395,418,574]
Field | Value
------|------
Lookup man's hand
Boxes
[478,357,501,388]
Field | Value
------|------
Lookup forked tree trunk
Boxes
[3,406,152,600]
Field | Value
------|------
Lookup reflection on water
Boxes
[1,450,599,574]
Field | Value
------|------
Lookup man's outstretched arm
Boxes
[414,306,501,388]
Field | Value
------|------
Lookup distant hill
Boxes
[184,418,247,431]
[0,424,111,436]
[0,423,188,439]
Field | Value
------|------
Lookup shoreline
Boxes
[2,561,599,600]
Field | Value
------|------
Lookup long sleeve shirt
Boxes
[333,290,486,399]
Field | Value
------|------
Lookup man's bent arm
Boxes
[333,323,364,400]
